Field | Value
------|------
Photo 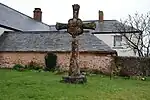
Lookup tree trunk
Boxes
[69,37,80,77]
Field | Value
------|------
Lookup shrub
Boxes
[13,64,24,71]
[114,56,150,76]
[26,61,42,70]
[45,53,57,71]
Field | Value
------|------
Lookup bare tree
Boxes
[114,12,150,57]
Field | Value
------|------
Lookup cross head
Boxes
[56,4,96,37]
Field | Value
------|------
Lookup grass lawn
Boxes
[0,69,150,100]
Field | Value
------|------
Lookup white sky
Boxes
[1,0,150,25]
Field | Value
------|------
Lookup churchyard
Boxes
[0,69,150,100]
[0,3,150,100]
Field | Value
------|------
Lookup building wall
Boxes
[95,34,137,56]
[0,52,113,74]
[0,27,12,35]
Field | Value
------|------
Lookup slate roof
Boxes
[50,20,119,32]
[84,20,119,32]
[0,31,116,53]
[0,3,50,31]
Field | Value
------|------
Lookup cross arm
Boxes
[55,22,68,30]
[82,22,96,30]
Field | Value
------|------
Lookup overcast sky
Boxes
[1,0,150,25]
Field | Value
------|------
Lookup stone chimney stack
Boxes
[99,10,104,22]
[33,8,42,21]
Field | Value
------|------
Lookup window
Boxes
[114,35,122,47]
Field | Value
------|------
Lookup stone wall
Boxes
[0,52,45,68]
[0,52,113,74]
[57,53,113,74]
[114,56,150,76]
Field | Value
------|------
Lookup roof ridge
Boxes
[4,31,61,34]
[49,20,118,26]
[0,2,50,28]
[4,30,90,34]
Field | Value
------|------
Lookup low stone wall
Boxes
[57,53,113,74]
[0,52,45,68]
[0,52,113,74]
[114,56,150,76]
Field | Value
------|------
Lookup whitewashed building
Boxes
[83,11,139,56]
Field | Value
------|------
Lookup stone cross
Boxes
[56,4,96,83]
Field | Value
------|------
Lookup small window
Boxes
[114,35,122,47]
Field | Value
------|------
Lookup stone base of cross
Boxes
[56,4,96,84]
[62,37,87,84]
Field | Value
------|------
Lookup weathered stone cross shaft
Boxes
[56,4,96,83]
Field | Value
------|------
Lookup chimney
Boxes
[33,8,42,21]
[99,10,104,22]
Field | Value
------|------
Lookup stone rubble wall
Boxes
[0,52,113,74]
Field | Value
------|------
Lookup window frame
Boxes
[113,35,122,47]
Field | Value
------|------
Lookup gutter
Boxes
[0,24,22,32]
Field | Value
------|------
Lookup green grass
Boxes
[0,69,150,100]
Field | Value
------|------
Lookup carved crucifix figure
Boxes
[56,4,96,83]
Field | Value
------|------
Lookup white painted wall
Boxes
[0,27,12,35]
[95,34,138,56]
